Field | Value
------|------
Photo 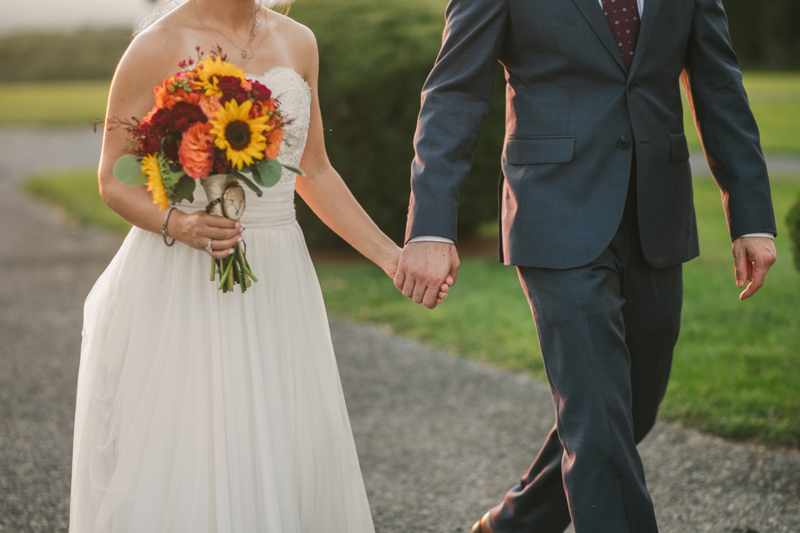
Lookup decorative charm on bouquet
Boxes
[109,46,305,293]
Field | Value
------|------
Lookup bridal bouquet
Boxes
[110,46,303,293]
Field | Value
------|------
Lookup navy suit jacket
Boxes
[406,0,777,269]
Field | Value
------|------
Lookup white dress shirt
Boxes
[409,0,773,244]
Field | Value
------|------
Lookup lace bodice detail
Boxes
[251,67,312,185]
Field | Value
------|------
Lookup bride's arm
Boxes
[98,29,241,259]
[293,30,403,278]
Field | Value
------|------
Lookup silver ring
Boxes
[206,239,214,253]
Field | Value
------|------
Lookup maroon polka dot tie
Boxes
[602,0,641,70]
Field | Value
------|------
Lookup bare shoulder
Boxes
[121,13,189,79]
[263,9,318,78]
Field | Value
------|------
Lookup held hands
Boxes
[394,241,459,309]
[168,210,244,260]
[732,236,777,300]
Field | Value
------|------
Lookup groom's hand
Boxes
[732,236,777,300]
[394,242,459,309]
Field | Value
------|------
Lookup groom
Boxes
[393,0,777,532]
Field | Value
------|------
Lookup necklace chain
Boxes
[194,0,259,59]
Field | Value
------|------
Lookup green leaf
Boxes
[174,175,196,204]
[281,163,306,177]
[254,159,282,187]
[233,170,263,197]
[112,154,147,186]
[250,165,263,185]
[157,153,185,191]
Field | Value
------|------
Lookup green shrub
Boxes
[290,0,504,247]
[0,27,132,82]
[788,191,800,272]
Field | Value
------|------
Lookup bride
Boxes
[69,1,449,531]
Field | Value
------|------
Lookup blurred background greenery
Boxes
[3,0,799,448]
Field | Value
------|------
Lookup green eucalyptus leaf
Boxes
[174,175,197,204]
[250,165,264,186]
[281,163,306,177]
[113,154,148,186]
[255,158,282,187]
[234,170,263,197]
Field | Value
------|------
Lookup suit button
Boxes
[628,82,636,92]
[617,137,630,149]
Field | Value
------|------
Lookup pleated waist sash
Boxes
[177,180,297,229]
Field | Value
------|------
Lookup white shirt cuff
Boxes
[740,233,775,240]
[407,236,456,244]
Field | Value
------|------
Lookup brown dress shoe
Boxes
[471,512,494,533]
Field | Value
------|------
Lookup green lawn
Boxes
[23,170,131,235]
[682,72,800,154]
[23,170,800,448]
[0,81,109,127]
[2,71,800,153]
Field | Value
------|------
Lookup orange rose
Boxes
[265,128,283,160]
[179,122,215,179]
[249,100,263,119]
[198,94,223,120]
[154,78,200,110]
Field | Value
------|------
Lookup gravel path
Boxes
[0,128,798,533]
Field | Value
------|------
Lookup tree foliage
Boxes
[289,0,503,246]
[724,0,800,69]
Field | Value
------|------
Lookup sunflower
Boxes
[209,99,269,169]
[141,154,169,210]
[195,55,246,98]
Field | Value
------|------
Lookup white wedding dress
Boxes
[69,67,376,533]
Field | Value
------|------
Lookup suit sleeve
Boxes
[682,0,777,239]
[405,0,509,244]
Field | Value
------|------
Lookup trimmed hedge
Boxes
[0,28,133,82]
[788,192,800,272]
[289,0,504,246]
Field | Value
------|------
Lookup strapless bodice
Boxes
[177,67,312,229]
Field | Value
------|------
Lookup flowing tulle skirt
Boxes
[69,196,375,532]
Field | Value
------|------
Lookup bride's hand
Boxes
[168,210,243,259]
[381,245,403,280]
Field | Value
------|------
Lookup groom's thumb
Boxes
[393,270,406,292]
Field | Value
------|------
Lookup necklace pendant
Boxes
[241,49,248,59]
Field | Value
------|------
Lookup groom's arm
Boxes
[395,0,509,309]
[682,0,777,299]
[405,0,509,244]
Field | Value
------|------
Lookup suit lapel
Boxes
[571,0,627,73]
[629,0,663,77]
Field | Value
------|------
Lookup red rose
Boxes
[140,135,161,155]
[217,76,243,103]
[150,108,170,133]
[234,88,249,104]
[250,81,272,102]
[168,102,206,132]
[212,147,230,175]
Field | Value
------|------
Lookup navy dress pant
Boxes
[490,173,683,533]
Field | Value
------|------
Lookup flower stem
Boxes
[217,256,234,291]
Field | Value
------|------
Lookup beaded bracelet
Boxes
[162,205,177,247]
